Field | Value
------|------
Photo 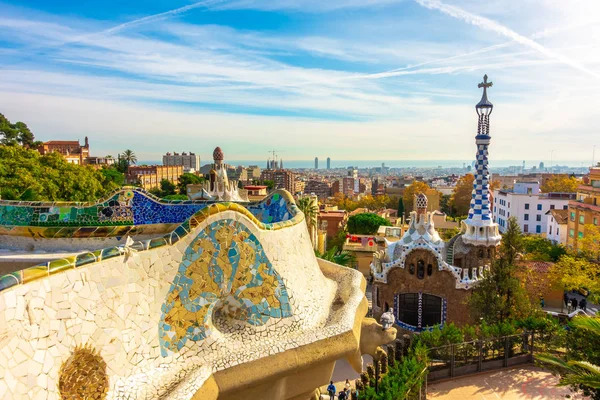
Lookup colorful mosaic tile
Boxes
[158,218,292,356]
[0,188,297,239]
[246,192,291,224]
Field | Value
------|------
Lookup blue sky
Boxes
[0,0,599,163]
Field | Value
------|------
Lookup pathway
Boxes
[428,365,587,399]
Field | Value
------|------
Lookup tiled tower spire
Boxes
[461,75,501,246]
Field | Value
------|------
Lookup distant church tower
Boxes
[461,75,501,247]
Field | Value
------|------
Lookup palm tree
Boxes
[121,149,137,167]
[316,246,356,268]
[297,196,318,230]
[537,316,600,391]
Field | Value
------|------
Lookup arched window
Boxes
[417,260,425,279]
[397,293,443,331]
[409,263,415,274]
[487,248,492,258]
[468,267,473,280]
[478,249,484,258]
[427,264,433,276]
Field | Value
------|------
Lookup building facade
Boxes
[126,165,184,190]
[304,181,331,199]
[162,152,200,172]
[493,181,574,235]
[566,167,600,252]
[314,157,318,169]
[37,138,90,165]
[546,209,568,245]
[371,75,501,332]
[260,169,296,193]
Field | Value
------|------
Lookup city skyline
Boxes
[0,1,599,161]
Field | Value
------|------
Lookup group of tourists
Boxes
[564,292,587,312]
[326,379,355,400]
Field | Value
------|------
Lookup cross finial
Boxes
[478,74,493,90]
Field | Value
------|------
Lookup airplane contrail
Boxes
[414,0,599,78]
[102,0,226,36]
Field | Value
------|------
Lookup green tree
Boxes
[397,197,405,221]
[541,175,580,193]
[0,113,36,147]
[469,217,533,323]
[347,213,391,235]
[177,173,204,194]
[120,149,137,168]
[440,194,451,215]
[316,246,356,267]
[327,230,348,251]
[297,196,318,232]
[548,255,600,303]
[403,181,430,214]
[581,224,600,261]
[159,179,177,196]
[521,235,566,262]
[100,167,125,186]
[537,316,600,398]
[263,180,275,190]
[162,194,189,201]
[0,145,119,201]
[450,174,474,217]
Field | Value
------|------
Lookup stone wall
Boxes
[0,202,369,399]
[373,248,472,329]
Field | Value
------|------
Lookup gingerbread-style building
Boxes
[371,75,502,332]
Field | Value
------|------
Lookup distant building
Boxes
[566,167,600,253]
[37,137,90,165]
[314,157,319,169]
[261,169,296,193]
[247,165,261,180]
[86,156,116,168]
[244,185,268,201]
[294,180,306,194]
[126,165,184,190]
[546,209,568,245]
[493,181,574,235]
[304,181,331,199]
[327,157,331,170]
[162,152,200,172]
[318,209,347,241]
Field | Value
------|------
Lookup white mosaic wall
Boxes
[0,209,360,400]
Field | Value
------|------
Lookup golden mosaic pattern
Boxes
[158,219,292,356]
[58,344,109,400]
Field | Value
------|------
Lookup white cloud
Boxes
[0,0,598,161]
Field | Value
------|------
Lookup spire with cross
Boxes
[461,74,501,247]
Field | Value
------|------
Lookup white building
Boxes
[493,181,574,235]
[163,152,200,172]
[545,209,568,245]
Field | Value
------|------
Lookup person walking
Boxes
[564,292,569,307]
[571,297,578,311]
[580,298,587,311]
[326,381,336,400]
[345,379,351,392]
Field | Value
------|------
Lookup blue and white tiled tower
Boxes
[461,75,501,246]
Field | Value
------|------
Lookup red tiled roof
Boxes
[548,209,569,224]
[519,261,554,273]
[43,140,81,145]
